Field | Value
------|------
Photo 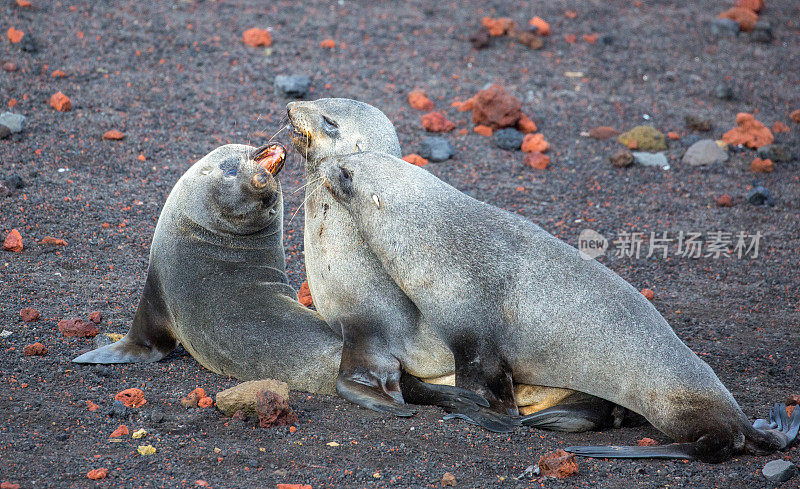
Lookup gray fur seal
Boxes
[317,150,798,462]
[73,144,343,395]
[287,98,614,430]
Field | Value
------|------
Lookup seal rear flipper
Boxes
[443,407,520,433]
[750,402,800,453]
[399,371,490,408]
[73,272,177,364]
[336,373,416,417]
[336,344,415,417]
[564,443,697,460]
[520,392,620,432]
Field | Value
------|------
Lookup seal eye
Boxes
[340,167,352,182]
[321,115,339,136]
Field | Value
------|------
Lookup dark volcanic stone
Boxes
[418,136,454,162]
[610,149,634,168]
[0,125,10,140]
[469,26,491,49]
[709,18,739,38]
[494,128,524,150]
[20,34,38,53]
[746,184,774,206]
[681,134,702,147]
[685,115,712,131]
[274,75,311,98]
[714,83,734,101]
[106,400,131,418]
[751,21,773,44]
[757,144,791,163]
[7,174,25,189]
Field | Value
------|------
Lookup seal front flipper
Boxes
[336,344,415,417]
[399,371,490,408]
[520,392,622,433]
[73,272,177,364]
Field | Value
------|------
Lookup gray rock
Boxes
[0,112,26,133]
[685,115,712,132]
[682,140,728,167]
[0,125,9,140]
[0,181,11,198]
[762,459,797,483]
[274,75,311,98]
[757,144,791,163]
[751,21,773,44]
[419,136,454,162]
[714,83,734,101]
[610,149,634,168]
[747,184,774,206]
[493,128,524,151]
[632,152,668,168]
[709,18,739,38]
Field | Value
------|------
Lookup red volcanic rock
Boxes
[473,125,493,136]
[564,34,577,44]
[276,485,311,489]
[181,388,207,408]
[667,131,680,140]
[1,483,20,489]
[40,236,67,246]
[516,114,537,133]
[522,133,549,153]
[89,311,102,324]
[297,281,313,307]
[49,92,72,111]
[242,28,272,47]
[588,126,619,140]
[198,396,213,408]
[471,84,522,130]
[528,17,551,36]
[7,28,24,44]
[772,121,790,133]
[641,288,655,300]
[638,438,659,446]
[453,97,474,112]
[86,468,108,480]
[402,154,428,167]
[735,0,764,12]
[23,342,47,356]
[20,308,40,322]
[717,7,758,32]
[791,110,800,123]
[481,17,516,36]
[538,449,579,478]
[58,318,99,337]
[115,388,146,408]
[51,70,67,78]
[715,193,733,207]
[408,90,434,111]
[86,400,100,412]
[524,152,550,170]
[3,229,23,252]
[256,389,298,428]
[103,130,125,140]
[583,33,599,44]
[750,157,773,173]
[422,112,455,132]
[2,61,18,72]
[110,425,129,437]
[721,113,773,149]
[320,38,336,48]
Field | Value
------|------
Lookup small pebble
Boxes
[746,184,774,206]
[750,21,773,43]
[714,83,734,101]
[0,112,25,133]
[610,149,634,168]
[632,152,668,168]
[709,18,739,38]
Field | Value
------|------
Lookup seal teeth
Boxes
[253,143,287,176]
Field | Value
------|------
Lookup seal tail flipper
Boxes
[564,443,697,460]
[520,392,619,432]
[748,402,800,453]
[73,271,177,364]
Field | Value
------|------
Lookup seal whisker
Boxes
[288,180,325,225]
[267,123,290,145]
[293,176,324,195]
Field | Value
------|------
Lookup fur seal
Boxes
[73,144,343,395]
[287,98,610,430]
[317,150,798,462]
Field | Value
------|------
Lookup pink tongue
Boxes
[254,144,286,175]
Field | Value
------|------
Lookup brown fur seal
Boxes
[287,98,620,431]
[73,144,343,394]
[317,150,798,462]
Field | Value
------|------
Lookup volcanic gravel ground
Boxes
[1,0,799,487]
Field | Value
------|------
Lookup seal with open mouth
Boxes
[73,143,344,394]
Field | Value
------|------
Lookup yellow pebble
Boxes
[326,442,339,447]
[131,429,147,439]
[137,445,156,455]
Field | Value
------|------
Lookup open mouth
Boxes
[252,143,286,176]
